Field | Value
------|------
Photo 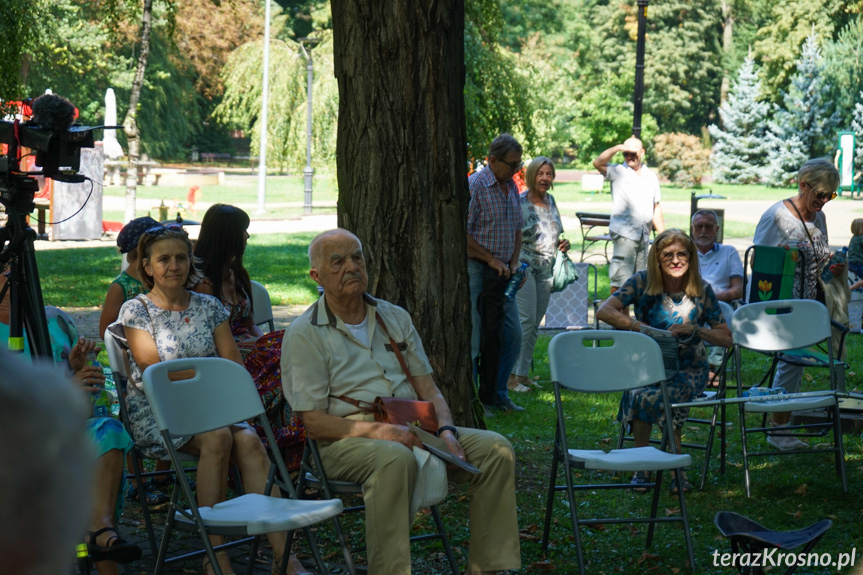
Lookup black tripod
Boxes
[0,172,53,359]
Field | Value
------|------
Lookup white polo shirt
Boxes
[698,243,743,293]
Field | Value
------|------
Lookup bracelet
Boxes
[436,425,459,439]
[630,318,639,331]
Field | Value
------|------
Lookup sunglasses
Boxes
[498,158,524,172]
[622,152,639,159]
[145,223,184,237]
[660,250,690,263]
[804,182,837,201]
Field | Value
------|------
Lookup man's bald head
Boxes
[308,229,363,269]
[622,137,644,154]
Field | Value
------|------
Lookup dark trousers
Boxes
[477,266,508,405]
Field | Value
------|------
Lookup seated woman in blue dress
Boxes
[596,229,732,491]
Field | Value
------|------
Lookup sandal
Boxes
[85,527,142,563]
[669,472,692,495]
[126,484,169,506]
[203,550,237,575]
[274,554,311,575]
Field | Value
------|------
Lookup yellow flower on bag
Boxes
[758,279,773,301]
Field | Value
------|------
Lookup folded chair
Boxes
[541,262,601,331]
[730,299,848,498]
[541,330,695,574]
[142,357,343,575]
[251,280,275,332]
[296,437,459,575]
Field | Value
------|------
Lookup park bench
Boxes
[200,152,232,163]
[575,211,612,263]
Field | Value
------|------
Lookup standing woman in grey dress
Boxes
[508,157,570,392]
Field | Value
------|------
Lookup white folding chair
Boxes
[542,262,601,330]
[730,299,848,498]
[541,330,695,574]
[142,357,343,575]
[251,280,275,332]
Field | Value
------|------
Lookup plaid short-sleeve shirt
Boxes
[467,167,523,262]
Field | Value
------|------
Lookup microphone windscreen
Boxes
[30,94,76,133]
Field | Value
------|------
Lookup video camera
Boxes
[0,94,100,210]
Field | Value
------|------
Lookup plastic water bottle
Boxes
[742,386,786,398]
[504,262,529,300]
[87,351,111,418]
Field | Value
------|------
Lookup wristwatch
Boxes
[436,425,459,439]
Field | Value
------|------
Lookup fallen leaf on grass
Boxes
[529,560,556,571]
[600,437,612,444]
[795,484,808,495]
[637,551,661,565]
[665,507,680,516]
[804,373,814,382]
[587,523,607,531]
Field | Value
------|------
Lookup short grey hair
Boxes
[488,133,523,160]
[691,209,719,226]
[798,157,839,192]
[308,229,363,268]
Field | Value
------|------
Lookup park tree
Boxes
[708,55,771,184]
[849,93,863,176]
[821,19,863,132]
[765,32,837,185]
[331,1,478,424]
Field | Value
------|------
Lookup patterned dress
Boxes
[118,292,235,459]
[197,277,305,470]
[519,191,563,279]
[613,271,724,429]
[111,270,147,302]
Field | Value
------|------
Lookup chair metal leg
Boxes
[430,505,459,575]
[831,403,849,492]
[674,468,696,570]
[645,471,663,548]
[128,452,160,558]
[541,434,561,553]
[739,403,752,498]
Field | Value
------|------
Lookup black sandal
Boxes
[86,527,142,563]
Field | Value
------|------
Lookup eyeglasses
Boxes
[692,223,716,231]
[660,250,690,263]
[498,158,524,172]
[622,152,638,159]
[145,223,184,237]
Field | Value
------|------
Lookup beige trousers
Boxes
[319,426,521,574]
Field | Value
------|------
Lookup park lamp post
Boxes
[299,36,320,215]
[632,0,648,138]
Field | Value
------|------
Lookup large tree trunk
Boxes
[123,0,154,224]
[332,1,477,426]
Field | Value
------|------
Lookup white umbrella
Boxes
[103,88,124,159]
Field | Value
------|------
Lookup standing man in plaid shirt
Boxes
[467,134,526,415]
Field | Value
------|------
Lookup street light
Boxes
[632,0,648,138]
[298,36,320,215]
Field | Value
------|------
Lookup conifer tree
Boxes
[850,94,863,175]
[765,32,838,186]
[708,55,771,184]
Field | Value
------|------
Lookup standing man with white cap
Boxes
[594,137,665,294]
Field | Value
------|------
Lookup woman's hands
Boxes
[68,337,105,392]
[668,323,697,338]
[558,238,571,253]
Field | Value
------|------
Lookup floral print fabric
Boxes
[118,292,231,459]
[613,271,724,429]
[518,192,564,279]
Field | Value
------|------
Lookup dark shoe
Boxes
[482,403,496,418]
[127,484,169,506]
[669,472,693,495]
[86,527,142,563]
[494,396,525,412]
[630,471,650,493]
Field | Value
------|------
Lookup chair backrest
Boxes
[730,299,831,352]
[104,325,129,380]
[543,263,598,330]
[548,330,665,393]
[717,300,734,326]
[142,357,264,437]
[250,280,275,332]
[743,244,800,304]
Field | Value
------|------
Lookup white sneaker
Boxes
[766,426,807,451]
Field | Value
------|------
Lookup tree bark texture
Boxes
[332,0,477,425]
[719,0,734,106]
[123,0,154,224]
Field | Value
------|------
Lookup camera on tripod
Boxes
[0,94,102,359]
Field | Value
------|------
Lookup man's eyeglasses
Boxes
[692,223,716,231]
[145,223,184,237]
[498,158,524,172]
[660,250,690,263]
[622,152,638,159]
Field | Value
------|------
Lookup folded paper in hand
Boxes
[408,423,482,474]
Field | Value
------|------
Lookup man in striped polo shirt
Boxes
[467,134,525,415]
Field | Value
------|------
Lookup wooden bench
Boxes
[200,152,232,163]
[575,212,612,263]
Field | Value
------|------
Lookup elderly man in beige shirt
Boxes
[281,229,521,575]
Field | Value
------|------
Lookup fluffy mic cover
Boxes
[30,94,76,133]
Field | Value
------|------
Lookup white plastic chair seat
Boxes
[744,394,837,413]
[173,493,344,535]
[569,446,691,472]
